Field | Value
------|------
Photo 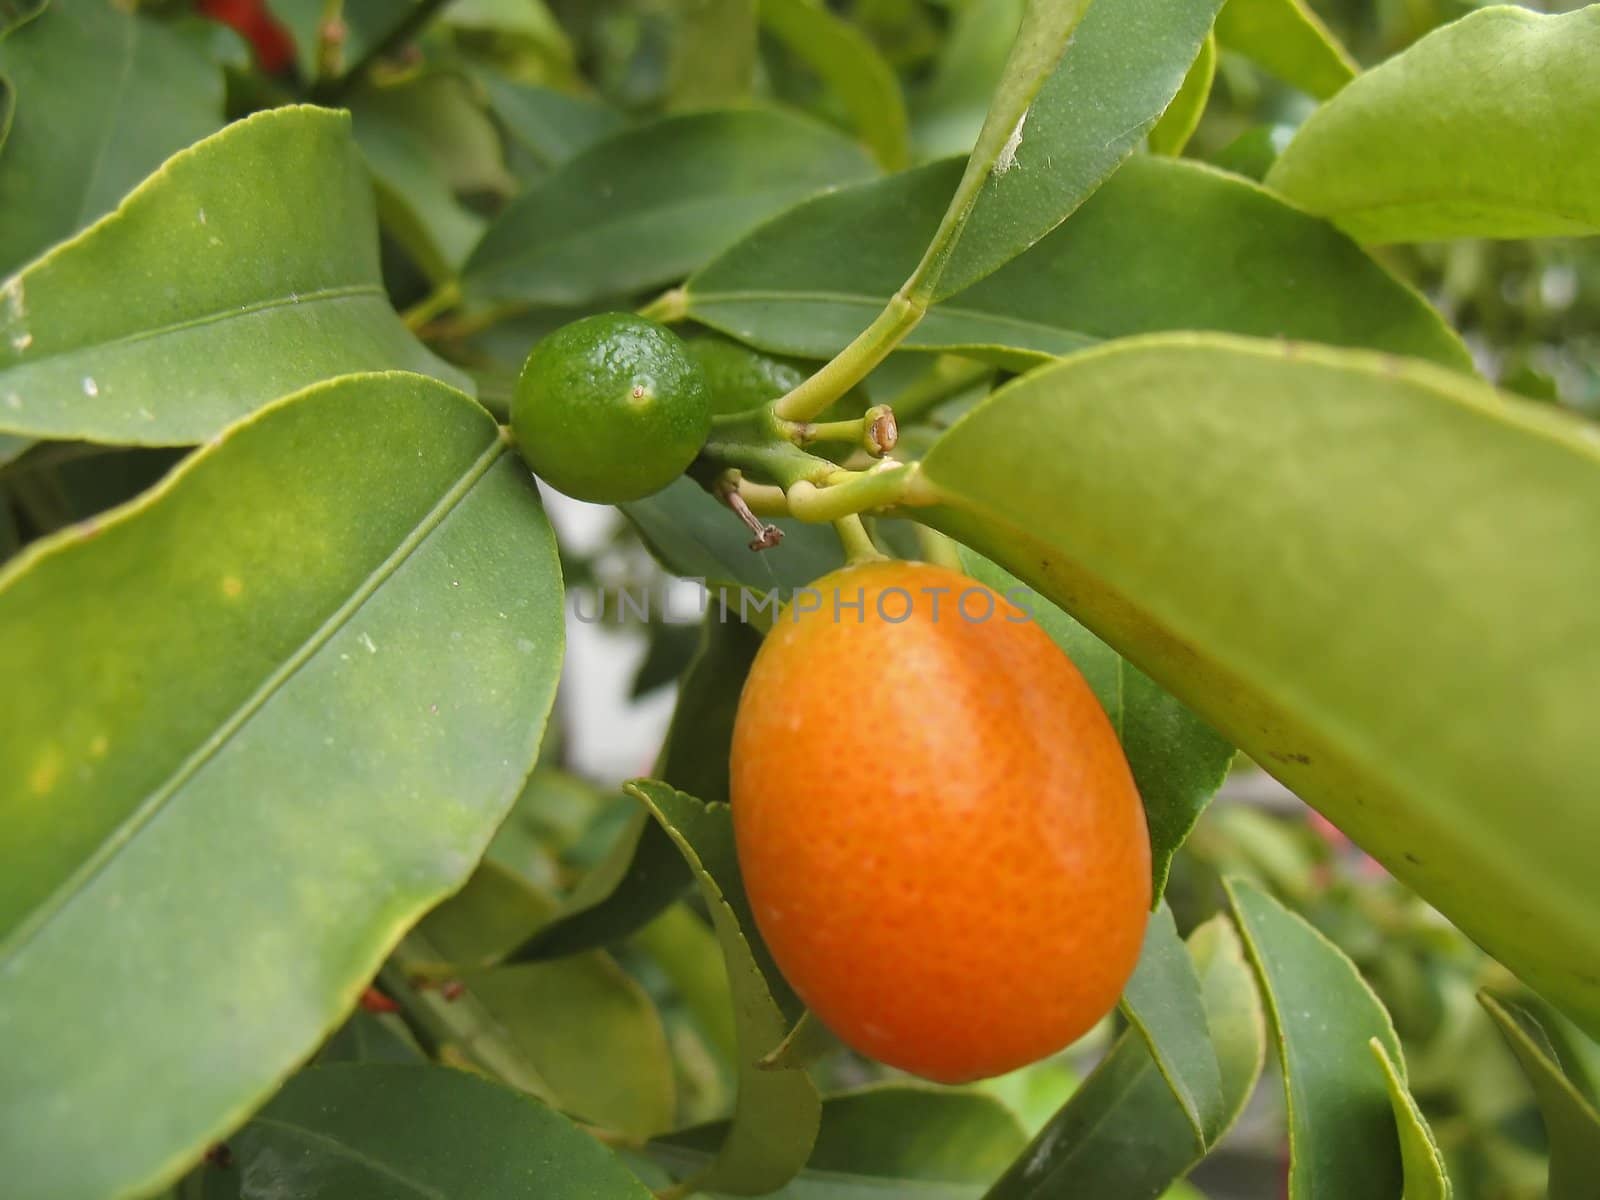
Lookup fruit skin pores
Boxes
[730,560,1152,1083]
[512,313,711,505]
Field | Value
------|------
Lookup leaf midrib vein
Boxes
[0,437,508,964]
[689,288,1096,344]
[247,1116,449,1199]
[3,284,384,373]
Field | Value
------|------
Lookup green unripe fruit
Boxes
[687,335,811,416]
[512,313,711,504]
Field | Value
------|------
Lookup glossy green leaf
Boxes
[1148,34,1215,157]
[653,1084,1028,1198]
[199,1064,652,1200]
[1226,878,1403,1197]
[687,155,1469,370]
[464,109,875,307]
[916,333,1600,1037]
[0,106,470,446]
[0,371,564,1199]
[759,0,910,170]
[395,861,676,1137]
[1265,6,1600,242]
[985,915,1264,1199]
[1120,903,1225,1147]
[1481,992,1600,1200]
[477,71,624,174]
[626,779,820,1197]
[961,549,1233,898]
[624,477,845,597]
[1214,0,1356,100]
[1370,1038,1453,1200]
[0,0,223,276]
[934,0,1226,298]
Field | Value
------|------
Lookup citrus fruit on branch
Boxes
[511,313,711,504]
[731,561,1152,1083]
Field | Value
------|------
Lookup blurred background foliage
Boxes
[4,2,1596,1197]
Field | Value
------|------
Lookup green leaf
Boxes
[1226,877,1403,1198]
[0,75,13,158]
[635,903,740,1065]
[487,767,613,892]
[624,477,845,599]
[1120,904,1226,1147]
[395,861,676,1137]
[0,0,223,276]
[507,813,689,962]
[0,371,564,1199]
[933,0,1227,298]
[0,0,45,39]
[1265,5,1600,242]
[464,108,876,306]
[1148,33,1215,157]
[506,612,762,963]
[1481,992,1600,1200]
[759,1010,841,1071]
[1370,1038,1453,1200]
[476,71,624,175]
[911,0,1026,160]
[961,549,1233,898]
[0,106,471,446]
[625,779,821,1196]
[759,0,910,170]
[985,914,1264,1199]
[686,154,1469,371]
[199,1064,652,1199]
[1213,0,1357,100]
[916,332,1600,1038]
[273,0,441,86]
[344,70,516,199]
[652,1083,1028,1198]
[316,1011,425,1066]
[666,0,758,109]
[349,88,488,284]
[656,614,764,807]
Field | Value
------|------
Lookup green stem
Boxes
[785,462,933,523]
[402,279,462,331]
[833,514,887,564]
[915,524,964,570]
[638,287,689,323]
[314,0,346,82]
[698,439,835,490]
[771,293,925,423]
[801,404,897,456]
[319,0,453,99]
